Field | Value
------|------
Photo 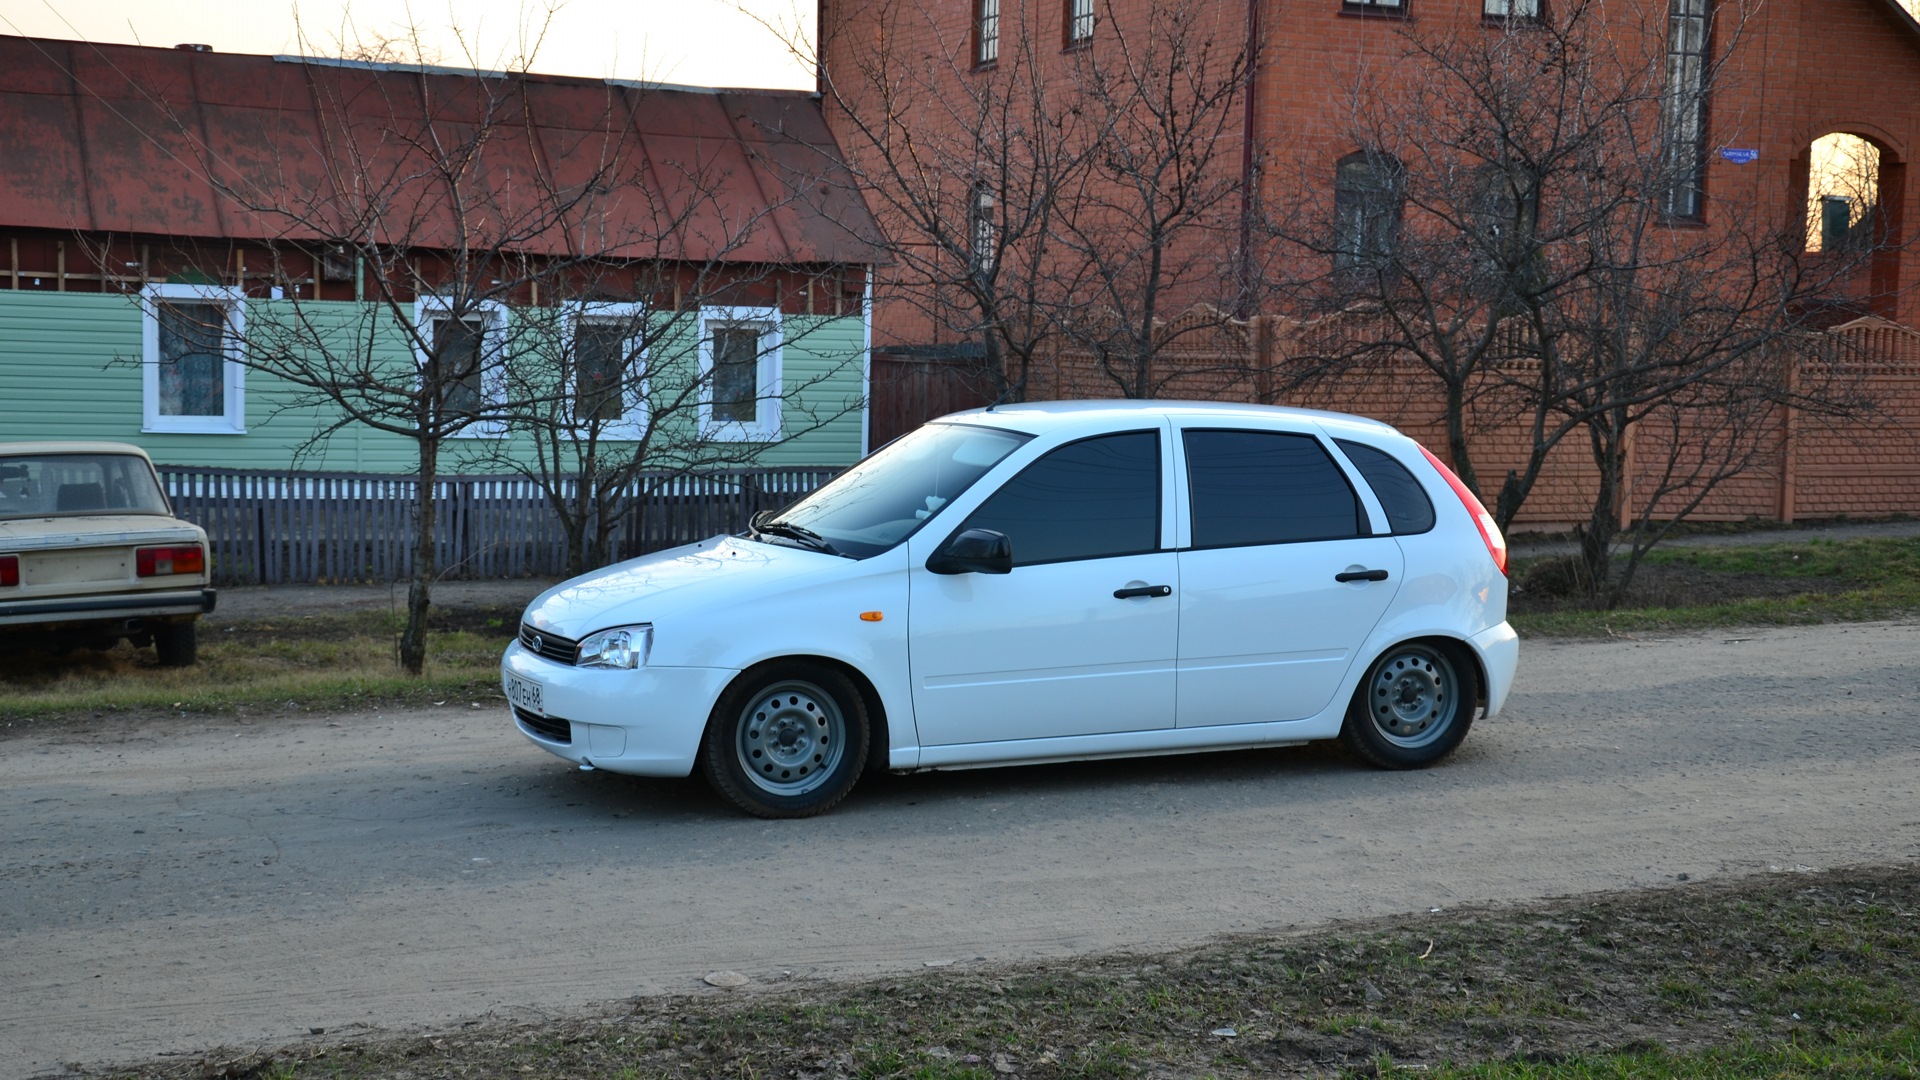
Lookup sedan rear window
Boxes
[1184,430,1364,547]
[1336,439,1436,534]
[0,454,171,521]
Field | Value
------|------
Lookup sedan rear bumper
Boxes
[0,588,216,626]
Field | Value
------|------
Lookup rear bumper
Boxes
[0,588,216,627]
[1470,621,1520,717]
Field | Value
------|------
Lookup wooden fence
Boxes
[157,466,840,587]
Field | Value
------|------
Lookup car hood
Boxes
[522,534,847,639]
[0,514,205,551]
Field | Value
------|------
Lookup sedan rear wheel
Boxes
[1339,642,1475,768]
[154,620,197,667]
[701,662,869,818]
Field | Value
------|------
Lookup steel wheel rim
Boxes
[736,680,846,796]
[1367,647,1457,749]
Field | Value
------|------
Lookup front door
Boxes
[908,429,1178,746]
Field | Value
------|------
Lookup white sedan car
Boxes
[504,401,1517,817]
[0,441,214,665]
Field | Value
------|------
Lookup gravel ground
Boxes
[3,618,1917,1077]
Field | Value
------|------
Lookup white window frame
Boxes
[698,305,783,443]
[141,283,247,434]
[1066,0,1096,44]
[413,296,510,438]
[563,300,649,442]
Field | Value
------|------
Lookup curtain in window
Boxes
[158,302,226,417]
[1659,0,1710,218]
[712,328,760,423]
[575,322,630,424]
[432,317,485,418]
[1333,153,1403,271]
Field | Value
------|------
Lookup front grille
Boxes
[519,624,579,665]
[514,706,572,744]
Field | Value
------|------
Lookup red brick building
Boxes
[821,0,1920,341]
[818,0,1920,524]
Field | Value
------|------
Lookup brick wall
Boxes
[1033,313,1920,526]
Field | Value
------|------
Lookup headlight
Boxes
[576,624,652,669]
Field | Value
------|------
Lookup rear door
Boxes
[1174,427,1403,727]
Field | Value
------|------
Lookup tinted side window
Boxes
[1337,439,1436,534]
[1185,430,1363,547]
[963,431,1160,566]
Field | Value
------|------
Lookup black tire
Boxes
[700,661,870,818]
[1339,641,1476,769]
[154,620,198,667]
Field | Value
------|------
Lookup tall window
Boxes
[564,302,648,440]
[1065,0,1095,45]
[700,306,783,441]
[1484,0,1540,18]
[1333,152,1403,272]
[141,283,245,434]
[710,328,760,423]
[430,316,486,420]
[976,0,1001,65]
[1471,165,1544,310]
[575,321,631,425]
[414,297,508,437]
[970,184,998,278]
[1659,0,1710,218]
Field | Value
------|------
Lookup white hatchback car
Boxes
[504,401,1517,817]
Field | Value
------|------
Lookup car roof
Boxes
[934,399,1403,439]
[0,441,157,461]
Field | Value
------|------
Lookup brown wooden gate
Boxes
[868,352,998,448]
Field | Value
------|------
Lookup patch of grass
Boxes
[90,867,1920,1080]
[1510,537,1920,638]
[0,609,511,724]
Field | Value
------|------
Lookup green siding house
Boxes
[0,35,885,477]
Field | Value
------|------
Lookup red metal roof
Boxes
[0,35,887,266]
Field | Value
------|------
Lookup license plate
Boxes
[504,671,545,716]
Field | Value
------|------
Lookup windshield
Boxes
[0,454,172,521]
[761,422,1030,559]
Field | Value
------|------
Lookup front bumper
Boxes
[1471,620,1520,717]
[0,587,216,628]
[500,641,737,777]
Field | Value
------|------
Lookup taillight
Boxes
[0,554,17,587]
[136,545,205,578]
[1416,445,1508,576]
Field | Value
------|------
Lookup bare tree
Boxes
[1269,0,1885,602]
[127,33,867,671]
[800,0,1257,402]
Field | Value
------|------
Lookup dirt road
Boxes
[3,621,1917,1077]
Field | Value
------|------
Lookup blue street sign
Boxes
[1719,148,1760,164]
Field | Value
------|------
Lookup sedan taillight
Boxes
[1417,445,1508,576]
[0,554,17,587]
[136,545,205,578]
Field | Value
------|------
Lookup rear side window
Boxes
[1184,430,1364,547]
[962,431,1160,566]
[1337,439,1436,534]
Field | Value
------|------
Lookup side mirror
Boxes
[927,528,1013,575]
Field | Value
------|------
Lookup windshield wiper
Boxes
[749,512,839,556]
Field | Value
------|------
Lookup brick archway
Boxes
[1789,127,1906,322]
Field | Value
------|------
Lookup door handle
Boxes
[1113,584,1173,599]
[1335,568,1390,583]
